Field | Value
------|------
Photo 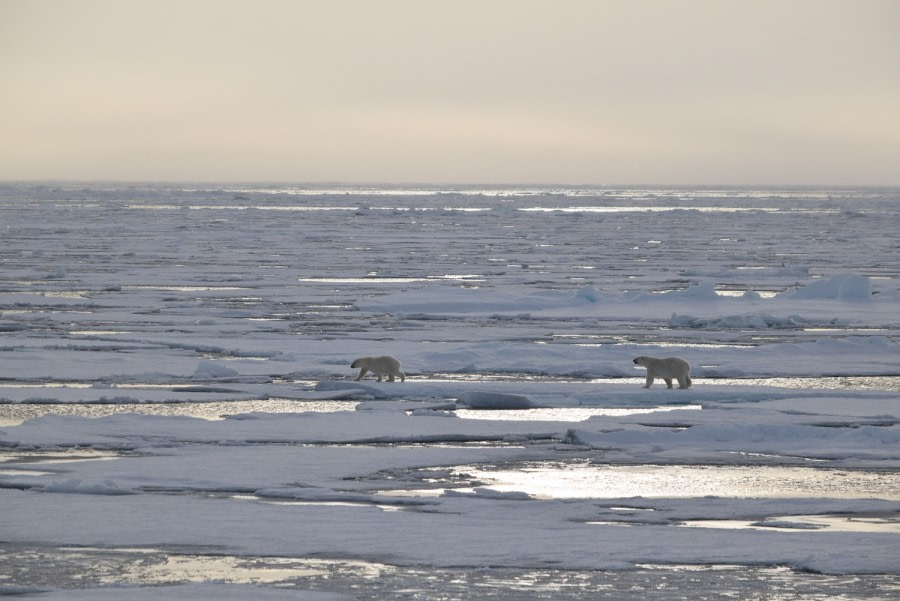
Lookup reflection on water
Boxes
[452,463,900,501]
[712,375,900,391]
[458,405,702,422]
[0,449,121,465]
[122,285,248,292]
[518,206,783,213]
[298,274,484,283]
[0,399,359,426]
[0,468,52,476]
[0,382,95,389]
[117,553,330,585]
[681,512,900,534]
[70,330,132,335]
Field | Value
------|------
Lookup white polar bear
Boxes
[633,356,692,389]
[351,355,405,382]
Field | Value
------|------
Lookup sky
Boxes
[2,0,899,185]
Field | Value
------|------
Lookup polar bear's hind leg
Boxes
[664,378,674,389]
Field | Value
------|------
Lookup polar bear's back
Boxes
[656,356,690,377]
[635,356,690,377]
[372,355,402,371]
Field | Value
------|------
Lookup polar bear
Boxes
[633,356,692,389]
[351,355,405,382]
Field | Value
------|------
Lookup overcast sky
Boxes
[2,0,899,185]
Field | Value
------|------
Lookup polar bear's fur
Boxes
[351,355,405,382]
[633,356,692,389]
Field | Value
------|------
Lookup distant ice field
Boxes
[1,183,899,599]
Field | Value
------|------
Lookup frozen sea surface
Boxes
[1,183,899,599]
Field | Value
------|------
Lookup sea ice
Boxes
[1,184,898,598]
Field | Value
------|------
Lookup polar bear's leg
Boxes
[677,376,691,389]
[354,368,368,381]
[644,374,654,388]
[399,371,405,382]
[375,372,383,382]
[664,378,674,389]
[387,374,395,382]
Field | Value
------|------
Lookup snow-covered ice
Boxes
[1,183,899,599]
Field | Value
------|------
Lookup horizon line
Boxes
[2,179,899,190]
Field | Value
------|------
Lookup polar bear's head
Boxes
[633,356,653,367]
